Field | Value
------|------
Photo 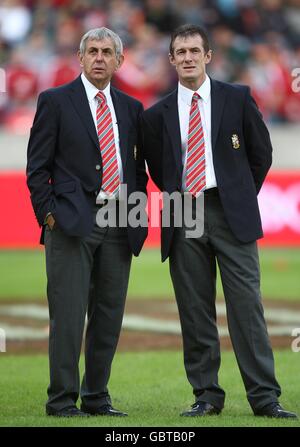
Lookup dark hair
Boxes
[169,24,210,56]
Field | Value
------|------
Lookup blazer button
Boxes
[95,164,101,171]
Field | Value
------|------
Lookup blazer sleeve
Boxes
[26,92,57,226]
[243,87,273,193]
[141,110,163,191]
[136,102,148,194]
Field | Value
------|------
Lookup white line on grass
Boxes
[0,304,299,340]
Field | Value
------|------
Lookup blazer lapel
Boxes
[110,87,129,169]
[68,76,99,151]
[211,79,226,151]
[163,89,183,177]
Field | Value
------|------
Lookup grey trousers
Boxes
[44,208,132,412]
[169,192,281,411]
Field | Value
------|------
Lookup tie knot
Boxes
[96,91,106,104]
[192,92,200,103]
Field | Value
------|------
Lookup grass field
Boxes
[0,248,299,301]
[0,350,299,427]
[0,248,299,428]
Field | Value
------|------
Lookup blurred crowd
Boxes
[0,0,300,134]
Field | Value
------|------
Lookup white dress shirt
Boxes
[178,75,217,191]
[81,73,123,201]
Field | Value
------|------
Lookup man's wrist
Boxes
[43,212,52,225]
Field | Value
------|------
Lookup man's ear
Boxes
[116,54,124,70]
[205,50,212,65]
[169,53,177,68]
[78,51,84,67]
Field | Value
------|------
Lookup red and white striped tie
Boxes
[96,91,120,197]
[186,92,206,197]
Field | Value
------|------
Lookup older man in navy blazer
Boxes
[27,27,147,417]
[142,24,297,419]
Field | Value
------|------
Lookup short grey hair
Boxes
[79,27,123,60]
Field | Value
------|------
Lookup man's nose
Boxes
[96,50,104,61]
[184,51,193,62]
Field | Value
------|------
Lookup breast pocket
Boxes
[219,128,246,156]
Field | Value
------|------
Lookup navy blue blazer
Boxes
[27,76,148,256]
[142,79,272,261]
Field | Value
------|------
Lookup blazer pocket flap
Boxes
[54,181,76,195]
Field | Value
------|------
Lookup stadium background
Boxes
[0,0,299,427]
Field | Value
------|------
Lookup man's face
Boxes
[78,38,124,89]
[169,34,212,87]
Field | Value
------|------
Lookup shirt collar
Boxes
[81,73,111,103]
[178,75,211,106]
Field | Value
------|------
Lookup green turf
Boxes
[0,248,299,301]
[0,350,299,427]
